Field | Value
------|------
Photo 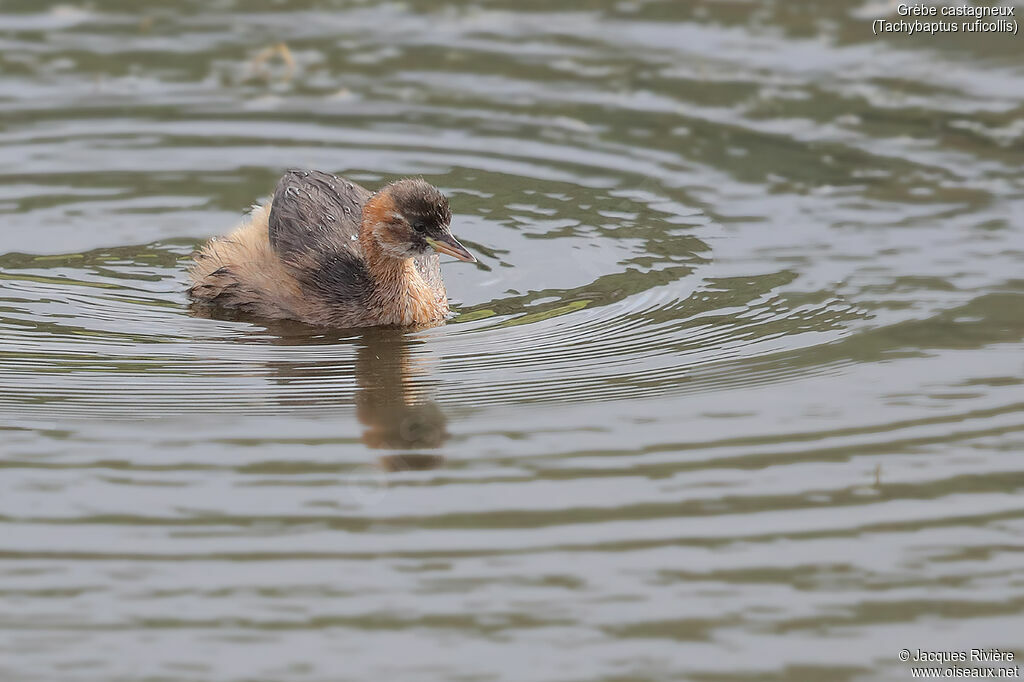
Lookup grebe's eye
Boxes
[412,221,427,233]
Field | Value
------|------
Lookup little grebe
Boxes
[188,170,476,327]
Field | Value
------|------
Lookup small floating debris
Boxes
[245,42,296,84]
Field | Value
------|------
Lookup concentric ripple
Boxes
[0,230,867,416]
[1,1,1023,681]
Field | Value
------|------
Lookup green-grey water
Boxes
[1,1,1023,680]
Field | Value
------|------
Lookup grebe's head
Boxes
[362,179,476,263]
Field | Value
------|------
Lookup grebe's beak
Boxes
[426,233,477,263]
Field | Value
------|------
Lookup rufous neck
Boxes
[360,230,416,285]
[359,191,407,277]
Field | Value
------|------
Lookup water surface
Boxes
[1,1,1023,680]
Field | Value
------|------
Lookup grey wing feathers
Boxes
[268,169,371,263]
[267,169,375,306]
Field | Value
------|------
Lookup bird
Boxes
[188,170,476,328]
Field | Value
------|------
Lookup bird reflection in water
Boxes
[198,314,449,471]
[353,328,448,470]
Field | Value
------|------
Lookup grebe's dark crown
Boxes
[384,179,451,234]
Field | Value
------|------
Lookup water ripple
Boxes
[1,2,1023,681]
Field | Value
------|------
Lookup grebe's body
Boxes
[188,170,475,328]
